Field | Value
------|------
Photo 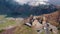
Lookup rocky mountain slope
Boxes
[43,10,60,26]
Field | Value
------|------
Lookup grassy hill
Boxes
[0,15,16,29]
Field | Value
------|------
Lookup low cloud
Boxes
[13,0,60,6]
[13,0,49,6]
[13,0,30,5]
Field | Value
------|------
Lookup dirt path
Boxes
[0,26,16,34]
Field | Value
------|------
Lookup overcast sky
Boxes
[13,0,60,6]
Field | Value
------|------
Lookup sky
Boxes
[11,0,60,6]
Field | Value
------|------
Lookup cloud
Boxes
[13,0,60,6]
[13,0,30,5]
[49,0,60,6]
[13,0,49,6]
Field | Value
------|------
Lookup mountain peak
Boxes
[28,0,49,6]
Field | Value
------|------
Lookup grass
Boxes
[0,29,5,33]
[0,15,16,29]
[0,20,16,28]
[14,25,37,34]
[14,23,60,34]
[0,15,60,34]
[58,30,60,34]
[14,25,54,34]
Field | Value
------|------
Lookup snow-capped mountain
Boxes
[14,0,49,6]
[0,0,58,17]
[28,0,49,6]
[13,0,60,6]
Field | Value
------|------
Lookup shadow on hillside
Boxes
[0,0,57,18]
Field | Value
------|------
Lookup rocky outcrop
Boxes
[24,10,60,26]
[43,10,60,26]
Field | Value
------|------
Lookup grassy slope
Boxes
[0,15,60,34]
[0,15,16,29]
[14,25,37,34]
[14,25,55,34]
